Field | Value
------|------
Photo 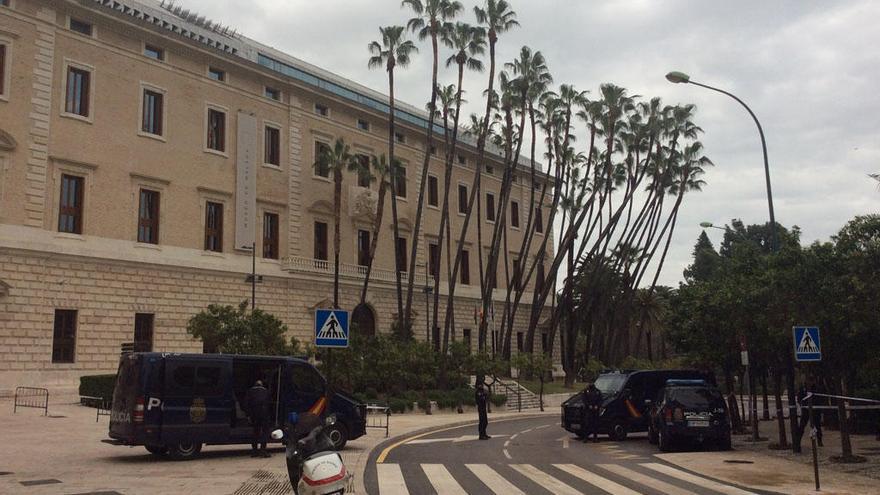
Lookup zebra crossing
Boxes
[375,461,757,495]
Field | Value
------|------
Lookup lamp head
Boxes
[699,222,714,228]
[666,71,691,84]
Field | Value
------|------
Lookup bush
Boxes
[79,374,116,403]
[388,398,409,414]
[490,393,507,407]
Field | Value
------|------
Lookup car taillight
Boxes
[134,396,145,423]
[664,409,673,422]
[673,407,684,422]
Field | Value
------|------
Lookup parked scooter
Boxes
[271,412,351,495]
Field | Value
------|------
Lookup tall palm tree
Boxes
[315,138,362,308]
[360,154,397,304]
[401,0,461,333]
[368,26,418,335]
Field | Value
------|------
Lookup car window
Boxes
[594,374,627,396]
[671,387,724,407]
[167,364,195,396]
[195,365,224,397]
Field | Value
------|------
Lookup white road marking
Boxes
[556,435,570,449]
[504,440,510,447]
[510,433,519,440]
[466,464,525,495]
[408,434,508,444]
[511,464,582,495]
[376,463,408,495]
[536,425,550,430]
[599,464,696,495]
[554,464,642,495]
[421,464,465,494]
[641,463,757,495]
[503,449,512,459]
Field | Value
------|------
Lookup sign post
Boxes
[793,326,821,491]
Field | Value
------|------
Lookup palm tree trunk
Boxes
[333,168,342,308]
[387,67,405,336]
[431,113,452,343]
[360,176,388,304]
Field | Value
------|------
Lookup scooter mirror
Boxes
[270,429,284,441]
[325,415,337,426]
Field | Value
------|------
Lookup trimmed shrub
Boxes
[389,398,409,414]
[79,374,116,403]
[490,393,507,407]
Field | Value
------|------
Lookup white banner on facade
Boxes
[235,112,257,250]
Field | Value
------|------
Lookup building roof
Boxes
[81,0,543,174]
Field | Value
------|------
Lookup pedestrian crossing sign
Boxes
[793,326,821,362]
[315,309,350,348]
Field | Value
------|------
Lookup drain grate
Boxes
[20,479,63,486]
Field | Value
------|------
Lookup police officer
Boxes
[475,375,491,440]
[581,382,602,443]
[245,379,271,457]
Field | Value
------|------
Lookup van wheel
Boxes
[327,423,349,450]
[659,429,673,452]
[167,441,202,460]
[610,422,628,441]
[145,445,168,457]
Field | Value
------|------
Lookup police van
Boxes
[106,353,366,459]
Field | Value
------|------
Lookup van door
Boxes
[286,363,327,416]
[160,358,232,445]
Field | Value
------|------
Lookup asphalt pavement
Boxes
[364,415,776,495]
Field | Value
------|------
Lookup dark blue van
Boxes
[107,353,365,459]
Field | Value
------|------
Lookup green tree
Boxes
[512,352,553,411]
[683,231,720,283]
[187,301,301,356]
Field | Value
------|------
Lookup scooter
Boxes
[271,412,351,495]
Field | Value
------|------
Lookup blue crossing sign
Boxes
[793,326,821,362]
[315,309,350,348]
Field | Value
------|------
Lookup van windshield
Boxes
[594,374,628,396]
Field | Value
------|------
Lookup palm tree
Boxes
[368,26,418,335]
[360,154,397,304]
[401,0,461,333]
[315,138,362,308]
[871,173,880,189]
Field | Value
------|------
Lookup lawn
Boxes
[516,379,585,396]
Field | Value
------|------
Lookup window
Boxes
[314,103,329,116]
[134,313,154,353]
[427,175,439,207]
[357,230,371,266]
[137,189,160,244]
[458,155,466,165]
[541,332,549,352]
[264,126,280,166]
[65,66,91,117]
[195,366,224,396]
[314,141,330,178]
[511,173,519,184]
[263,212,279,259]
[534,207,543,233]
[463,328,472,353]
[428,243,439,278]
[356,155,371,187]
[486,192,496,222]
[265,86,280,101]
[534,180,541,191]
[69,18,93,36]
[460,250,470,285]
[394,164,407,198]
[396,237,407,272]
[144,44,164,61]
[357,119,370,131]
[485,164,494,175]
[517,332,524,352]
[58,174,84,234]
[142,89,163,136]
[208,67,225,81]
[513,258,522,291]
[511,201,520,228]
[395,132,405,144]
[429,145,437,156]
[207,108,226,152]
[167,364,195,395]
[458,184,468,214]
[52,310,77,363]
[204,201,223,252]
[0,44,7,97]
[314,221,328,260]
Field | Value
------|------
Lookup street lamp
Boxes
[671,69,796,450]
[242,242,263,310]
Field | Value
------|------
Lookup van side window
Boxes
[169,365,195,394]
[291,365,325,396]
[195,366,224,396]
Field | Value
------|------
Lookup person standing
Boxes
[582,382,603,443]
[475,375,491,440]
[245,379,271,457]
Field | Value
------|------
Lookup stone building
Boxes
[0,0,554,390]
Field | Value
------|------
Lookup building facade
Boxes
[0,0,554,390]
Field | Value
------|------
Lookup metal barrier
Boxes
[365,405,390,438]
[81,395,112,422]
[13,387,48,416]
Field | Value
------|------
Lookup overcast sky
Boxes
[173,0,878,286]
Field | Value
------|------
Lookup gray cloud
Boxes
[173,0,879,286]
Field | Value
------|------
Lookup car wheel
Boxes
[327,423,349,450]
[145,445,168,457]
[167,440,203,460]
[610,422,628,441]
[659,428,673,452]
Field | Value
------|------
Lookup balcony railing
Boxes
[282,256,431,287]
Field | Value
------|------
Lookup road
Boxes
[364,415,773,495]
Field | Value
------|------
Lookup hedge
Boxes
[79,374,116,403]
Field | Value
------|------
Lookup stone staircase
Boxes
[492,377,543,411]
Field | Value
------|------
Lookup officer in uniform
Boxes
[245,379,271,457]
[475,375,491,440]
[581,382,602,443]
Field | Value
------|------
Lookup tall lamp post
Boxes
[242,242,262,310]
[670,71,798,452]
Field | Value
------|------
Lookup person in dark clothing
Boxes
[245,380,272,457]
[475,375,491,440]
[797,381,823,448]
[581,382,602,443]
